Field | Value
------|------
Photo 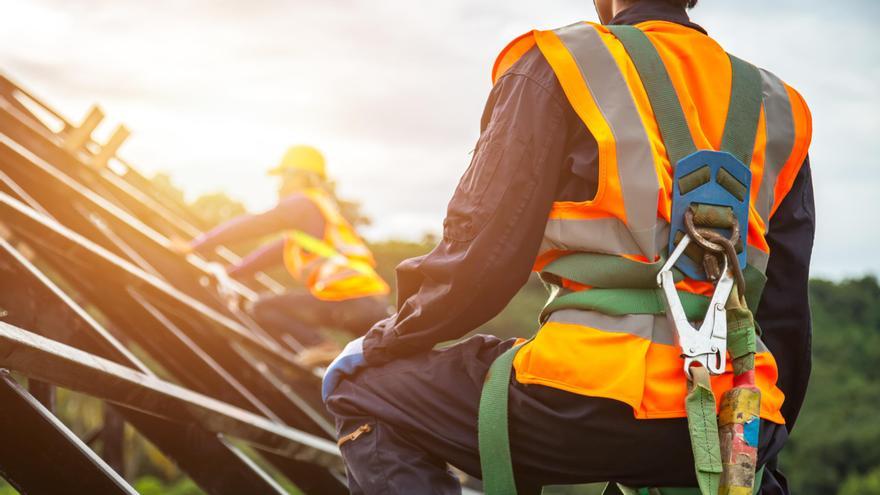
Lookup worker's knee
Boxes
[323,369,376,419]
[323,356,425,423]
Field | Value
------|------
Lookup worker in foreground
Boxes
[183,145,390,360]
[323,0,814,493]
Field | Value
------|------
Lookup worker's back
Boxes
[322,5,815,495]
[282,188,390,302]
[493,20,811,424]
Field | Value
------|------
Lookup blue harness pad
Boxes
[669,150,752,280]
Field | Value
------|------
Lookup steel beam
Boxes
[0,189,304,375]
[119,407,289,495]
[0,371,137,494]
[0,321,343,469]
[0,239,345,493]
[0,189,329,427]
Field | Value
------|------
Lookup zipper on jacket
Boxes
[337,423,372,447]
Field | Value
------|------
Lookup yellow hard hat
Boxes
[268,145,326,179]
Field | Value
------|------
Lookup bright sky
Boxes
[1,0,877,278]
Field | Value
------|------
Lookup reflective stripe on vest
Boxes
[490,21,811,423]
[554,23,661,259]
[757,69,795,224]
[546,309,769,353]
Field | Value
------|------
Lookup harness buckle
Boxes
[657,235,733,378]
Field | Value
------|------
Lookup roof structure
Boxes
[0,73,349,494]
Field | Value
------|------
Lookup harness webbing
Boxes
[685,366,723,495]
[607,25,763,166]
[478,342,526,495]
[722,55,764,168]
[541,251,684,290]
[606,25,697,167]
[540,260,767,322]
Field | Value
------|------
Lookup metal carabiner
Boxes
[657,235,734,378]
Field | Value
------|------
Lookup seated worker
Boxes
[321,0,814,494]
[184,145,391,359]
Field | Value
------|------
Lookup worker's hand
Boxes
[202,262,240,310]
[321,336,366,402]
[168,236,194,255]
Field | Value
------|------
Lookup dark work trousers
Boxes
[250,289,390,347]
[325,335,791,495]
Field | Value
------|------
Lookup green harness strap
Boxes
[606,26,697,166]
[685,366,723,495]
[721,54,764,168]
[479,342,528,495]
[541,258,767,321]
[606,26,763,167]
[541,252,684,289]
[542,287,710,321]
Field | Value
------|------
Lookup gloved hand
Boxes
[321,336,367,402]
[202,262,240,311]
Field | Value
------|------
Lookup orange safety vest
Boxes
[494,21,811,424]
[282,189,390,302]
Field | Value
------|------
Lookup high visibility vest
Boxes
[494,21,812,424]
[282,189,390,301]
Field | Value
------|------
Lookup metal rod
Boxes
[0,321,343,469]
[0,370,137,494]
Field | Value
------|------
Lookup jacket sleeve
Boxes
[226,238,285,279]
[190,194,323,253]
[363,60,573,365]
[755,156,815,431]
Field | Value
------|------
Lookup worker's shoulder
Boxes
[760,65,810,107]
[276,192,323,217]
[495,46,564,102]
[738,56,812,125]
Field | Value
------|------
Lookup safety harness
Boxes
[478,25,766,495]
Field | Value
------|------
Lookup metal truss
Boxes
[0,73,349,494]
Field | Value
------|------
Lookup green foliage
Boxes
[335,195,371,228]
[0,480,18,495]
[543,483,606,494]
[838,465,880,495]
[368,237,438,297]
[148,173,245,230]
[781,276,880,495]
[149,172,186,206]
[369,235,546,340]
[134,476,204,495]
[189,192,247,229]
[476,275,546,340]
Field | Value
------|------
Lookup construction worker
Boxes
[322,1,813,494]
[182,145,391,358]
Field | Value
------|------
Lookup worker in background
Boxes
[180,145,391,361]
[322,0,814,493]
